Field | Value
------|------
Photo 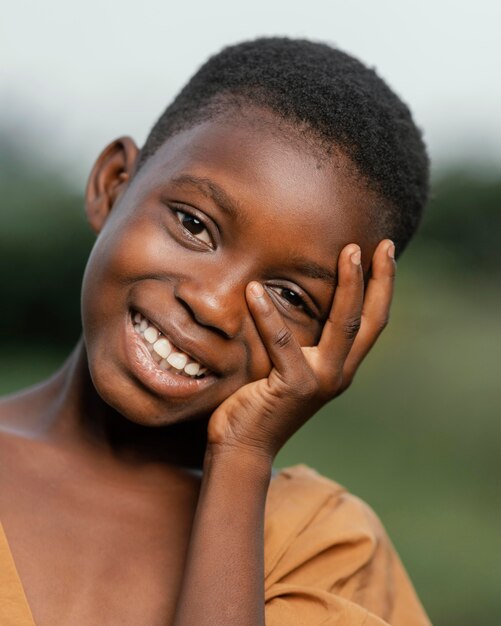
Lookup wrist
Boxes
[204,442,273,483]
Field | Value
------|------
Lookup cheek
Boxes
[80,219,148,366]
[82,212,163,310]
[248,341,273,382]
[296,322,322,347]
[100,216,160,281]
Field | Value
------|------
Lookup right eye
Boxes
[175,210,212,246]
[269,285,315,318]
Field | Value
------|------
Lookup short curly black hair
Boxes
[138,37,429,257]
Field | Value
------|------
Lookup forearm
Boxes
[172,446,272,626]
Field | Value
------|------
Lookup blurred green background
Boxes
[1,132,500,626]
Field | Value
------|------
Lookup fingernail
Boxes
[350,249,361,265]
[250,282,264,298]
[387,242,395,259]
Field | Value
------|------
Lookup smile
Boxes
[132,311,209,379]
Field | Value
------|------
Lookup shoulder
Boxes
[264,465,431,626]
[267,464,385,539]
[265,464,386,572]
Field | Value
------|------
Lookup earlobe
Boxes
[85,136,139,233]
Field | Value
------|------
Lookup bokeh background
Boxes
[1,1,500,624]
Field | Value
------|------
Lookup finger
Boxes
[246,281,306,378]
[342,239,396,384]
[317,243,365,370]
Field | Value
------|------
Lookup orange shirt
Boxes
[0,465,431,625]
[0,519,35,625]
[264,466,431,625]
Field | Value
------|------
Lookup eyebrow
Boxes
[170,174,242,220]
[289,257,338,286]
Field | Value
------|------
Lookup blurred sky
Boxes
[2,0,501,182]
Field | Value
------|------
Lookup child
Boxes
[0,38,431,625]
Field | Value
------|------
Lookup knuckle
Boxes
[324,372,344,397]
[299,374,318,398]
[379,315,390,330]
[288,373,318,400]
[273,326,294,349]
[338,376,353,394]
[372,314,390,335]
[343,316,362,340]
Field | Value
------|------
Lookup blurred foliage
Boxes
[1,132,500,625]
[0,133,94,347]
[414,167,501,275]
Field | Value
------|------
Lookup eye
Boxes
[271,286,314,317]
[281,288,306,308]
[175,210,212,246]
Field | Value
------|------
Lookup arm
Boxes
[173,447,270,626]
[172,240,396,626]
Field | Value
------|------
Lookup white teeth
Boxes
[153,338,172,359]
[184,362,200,376]
[144,326,159,344]
[167,352,188,370]
[133,311,208,378]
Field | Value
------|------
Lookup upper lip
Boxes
[132,307,220,375]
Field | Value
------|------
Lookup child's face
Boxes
[81,110,379,427]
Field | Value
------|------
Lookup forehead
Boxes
[135,112,377,260]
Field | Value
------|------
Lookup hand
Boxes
[207,239,396,461]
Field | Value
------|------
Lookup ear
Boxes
[85,136,139,233]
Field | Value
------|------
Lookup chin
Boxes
[88,352,212,428]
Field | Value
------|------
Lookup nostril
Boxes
[209,324,233,340]
[175,292,234,340]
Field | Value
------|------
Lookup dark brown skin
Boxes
[0,109,396,625]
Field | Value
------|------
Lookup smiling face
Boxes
[81,109,380,426]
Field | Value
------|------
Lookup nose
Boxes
[174,275,245,339]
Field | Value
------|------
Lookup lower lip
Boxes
[123,310,216,399]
